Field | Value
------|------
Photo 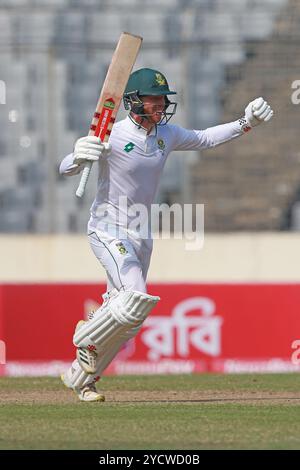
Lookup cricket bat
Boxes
[76,32,143,198]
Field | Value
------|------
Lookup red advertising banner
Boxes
[0,283,300,375]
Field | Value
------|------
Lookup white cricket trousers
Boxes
[87,227,153,293]
[64,227,154,391]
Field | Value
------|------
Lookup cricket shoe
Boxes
[75,320,98,374]
[61,372,105,402]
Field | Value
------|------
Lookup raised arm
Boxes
[169,97,274,151]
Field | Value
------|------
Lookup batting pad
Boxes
[62,360,90,389]
[73,290,160,351]
[66,325,142,389]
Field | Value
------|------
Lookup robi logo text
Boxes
[291,340,300,365]
[0,340,6,365]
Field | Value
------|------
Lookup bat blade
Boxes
[76,32,142,198]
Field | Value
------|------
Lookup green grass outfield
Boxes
[0,374,300,450]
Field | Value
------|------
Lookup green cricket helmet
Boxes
[125,68,176,96]
[123,68,177,125]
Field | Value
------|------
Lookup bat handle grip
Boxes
[76,161,92,198]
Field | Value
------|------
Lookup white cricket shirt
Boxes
[60,116,244,237]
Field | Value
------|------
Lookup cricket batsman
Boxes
[59,68,273,401]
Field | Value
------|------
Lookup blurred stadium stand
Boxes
[1,0,298,233]
[191,0,300,231]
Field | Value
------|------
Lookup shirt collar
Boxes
[123,115,157,138]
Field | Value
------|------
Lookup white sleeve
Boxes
[59,153,82,176]
[168,120,244,151]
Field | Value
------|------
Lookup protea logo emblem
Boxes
[116,242,128,255]
[155,73,166,86]
[158,139,165,150]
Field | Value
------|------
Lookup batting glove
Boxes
[244,97,274,130]
[73,136,112,166]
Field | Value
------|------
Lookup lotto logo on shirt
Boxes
[124,142,135,152]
